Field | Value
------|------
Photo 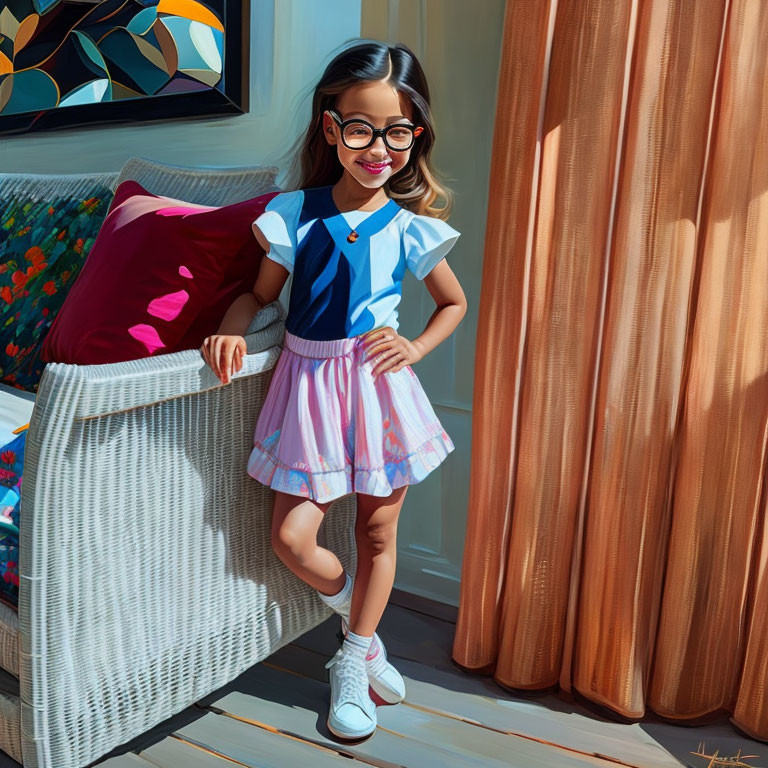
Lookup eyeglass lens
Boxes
[342,122,414,150]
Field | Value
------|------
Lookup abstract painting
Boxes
[0,0,249,135]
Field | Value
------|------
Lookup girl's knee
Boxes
[355,519,398,554]
[271,524,314,563]
[271,523,294,554]
[270,492,328,561]
[354,487,405,554]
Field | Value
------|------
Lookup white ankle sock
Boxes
[317,571,353,616]
[343,629,373,659]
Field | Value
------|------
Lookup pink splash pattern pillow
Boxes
[41,181,278,365]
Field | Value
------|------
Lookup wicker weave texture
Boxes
[0,603,19,679]
[114,156,282,205]
[0,691,21,764]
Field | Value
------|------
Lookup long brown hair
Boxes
[278,40,454,220]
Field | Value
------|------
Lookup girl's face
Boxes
[323,79,417,190]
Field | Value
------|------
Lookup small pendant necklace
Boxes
[331,187,379,243]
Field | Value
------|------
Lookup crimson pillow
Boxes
[41,181,279,365]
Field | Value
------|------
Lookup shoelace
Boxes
[325,648,369,710]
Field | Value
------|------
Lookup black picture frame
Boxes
[0,0,250,137]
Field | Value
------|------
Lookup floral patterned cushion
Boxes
[0,426,24,610]
[0,184,115,393]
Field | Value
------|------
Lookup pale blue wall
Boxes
[0,0,362,176]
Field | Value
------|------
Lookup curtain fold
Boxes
[451,0,553,669]
[454,0,768,738]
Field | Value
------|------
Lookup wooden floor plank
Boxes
[139,735,239,767]
[283,614,684,768]
[388,587,458,624]
[634,718,768,768]
[95,753,160,767]
[261,647,651,768]
[379,658,682,768]
[375,706,620,768]
[140,710,351,768]
[207,658,626,768]
[204,662,502,767]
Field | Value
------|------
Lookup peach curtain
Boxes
[453,0,768,738]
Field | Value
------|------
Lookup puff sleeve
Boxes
[403,214,461,280]
[252,189,304,274]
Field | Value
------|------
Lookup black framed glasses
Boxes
[325,108,423,152]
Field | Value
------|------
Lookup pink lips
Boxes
[357,160,391,175]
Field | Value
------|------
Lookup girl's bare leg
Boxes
[270,490,346,596]
[348,485,408,637]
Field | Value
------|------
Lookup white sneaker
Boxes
[317,573,406,705]
[325,645,377,739]
[341,615,406,704]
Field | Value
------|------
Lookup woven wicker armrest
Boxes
[35,301,286,423]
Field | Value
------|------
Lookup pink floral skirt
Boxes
[246,329,454,503]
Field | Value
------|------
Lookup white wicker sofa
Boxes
[0,157,357,768]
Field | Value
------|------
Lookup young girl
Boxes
[201,40,466,741]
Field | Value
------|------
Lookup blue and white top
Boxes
[253,184,460,341]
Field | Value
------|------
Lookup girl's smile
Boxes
[357,159,392,175]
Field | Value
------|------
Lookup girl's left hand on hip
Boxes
[362,327,423,377]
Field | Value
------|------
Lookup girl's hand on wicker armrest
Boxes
[200,334,246,385]
[361,326,424,377]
